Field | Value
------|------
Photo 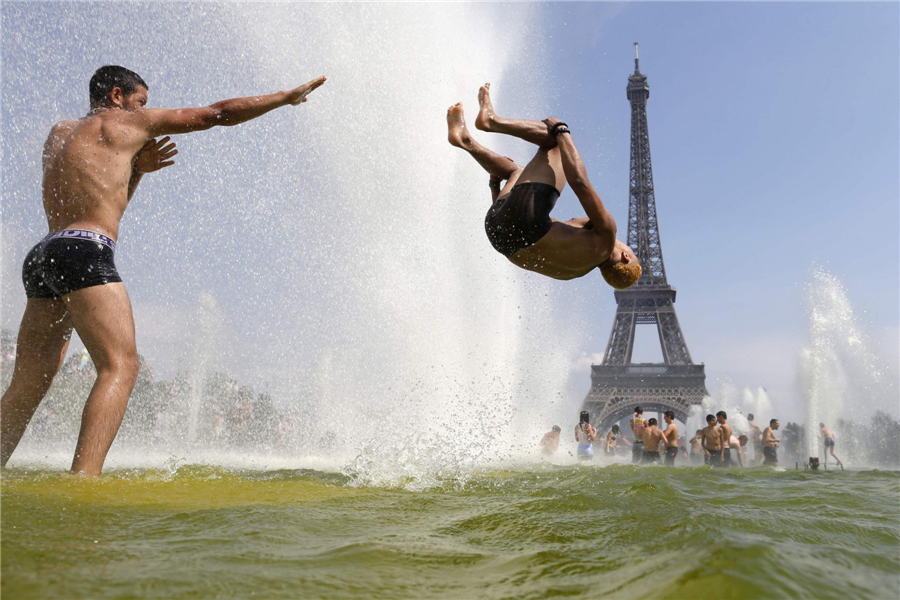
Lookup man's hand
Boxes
[134,137,177,173]
[286,76,328,106]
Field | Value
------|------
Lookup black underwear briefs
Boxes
[484,182,560,257]
[23,230,122,299]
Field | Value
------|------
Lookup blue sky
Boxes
[1,2,897,426]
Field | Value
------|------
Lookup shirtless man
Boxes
[820,423,843,467]
[747,413,764,465]
[630,407,647,464]
[762,419,781,467]
[0,66,327,476]
[446,84,641,287]
[701,414,722,467]
[662,410,679,466]
[689,430,704,465]
[729,434,749,467]
[717,411,734,467]
[540,425,561,455]
[641,418,666,464]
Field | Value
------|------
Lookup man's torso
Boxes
[42,110,148,240]
[703,427,721,451]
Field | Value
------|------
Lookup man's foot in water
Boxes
[447,103,473,149]
[475,83,496,132]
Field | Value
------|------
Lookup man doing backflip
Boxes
[1,66,326,476]
[447,84,641,287]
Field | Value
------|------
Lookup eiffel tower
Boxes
[583,44,709,433]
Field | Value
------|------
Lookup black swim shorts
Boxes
[763,446,778,465]
[484,182,559,257]
[664,446,678,467]
[824,438,835,448]
[641,450,661,464]
[22,230,121,299]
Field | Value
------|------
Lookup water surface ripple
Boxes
[2,465,898,599]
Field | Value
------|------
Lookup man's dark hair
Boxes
[612,424,620,434]
[770,418,778,426]
[90,65,148,107]
[648,418,658,427]
[695,429,702,435]
[716,411,727,419]
[748,413,754,421]
[819,422,825,428]
[552,425,561,433]
[664,410,675,419]
[739,435,748,443]
[634,407,643,415]
[706,414,716,423]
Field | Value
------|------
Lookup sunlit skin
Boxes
[717,414,733,464]
[762,421,781,467]
[820,424,842,466]
[0,74,326,477]
[702,417,722,457]
[446,83,638,281]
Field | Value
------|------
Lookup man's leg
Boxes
[1,299,73,467]
[64,283,139,476]
[475,83,557,147]
[447,103,523,193]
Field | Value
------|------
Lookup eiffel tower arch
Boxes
[583,44,709,435]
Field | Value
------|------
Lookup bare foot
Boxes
[475,83,495,131]
[447,103,472,149]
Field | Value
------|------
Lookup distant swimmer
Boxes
[702,414,722,466]
[717,411,734,467]
[446,84,641,286]
[630,407,647,464]
[575,411,597,460]
[762,419,781,467]
[662,411,679,466]
[641,418,665,464]
[0,66,326,476]
[540,425,561,455]
[689,430,704,465]
[820,423,843,467]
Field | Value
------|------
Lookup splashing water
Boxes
[2,3,588,487]
[800,266,896,462]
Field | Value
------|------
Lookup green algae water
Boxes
[3,465,898,599]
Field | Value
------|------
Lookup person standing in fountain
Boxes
[702,414,723,467]
[604,424,626,455]
[747,413,764,465]
[630,406,647,464]
[762,419,781,467]
[820,423,843,467]
[540,425,562,455]
[641,418,666,464]
[0,66,327,477]
[575,411,597,460]
[717,411,734,467]
[662,411,679,466]
[689,429,704,465]
[446,84,641,287]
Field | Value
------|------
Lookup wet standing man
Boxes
[662,410,679,466]
[540,425,562,455]
[747,413,764,465]
[689,430,704,465]
[641,418,665,464]
[0,66,327,476]
[630,407,647,464]
[762,419,781,467]
[446,84,642,287]
[820,423,843,467]
[575,411,597,460]
[701,414,722,466]
[717,411,733,467]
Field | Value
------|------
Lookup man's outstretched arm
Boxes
[139,76,327,137]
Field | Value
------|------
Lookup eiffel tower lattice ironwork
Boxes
[583,44,709,434]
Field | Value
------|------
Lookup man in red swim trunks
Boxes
[447,83,641,287]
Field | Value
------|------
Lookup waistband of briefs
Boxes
[48,229,116,251]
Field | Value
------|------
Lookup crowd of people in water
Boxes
[540,407,844,468]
